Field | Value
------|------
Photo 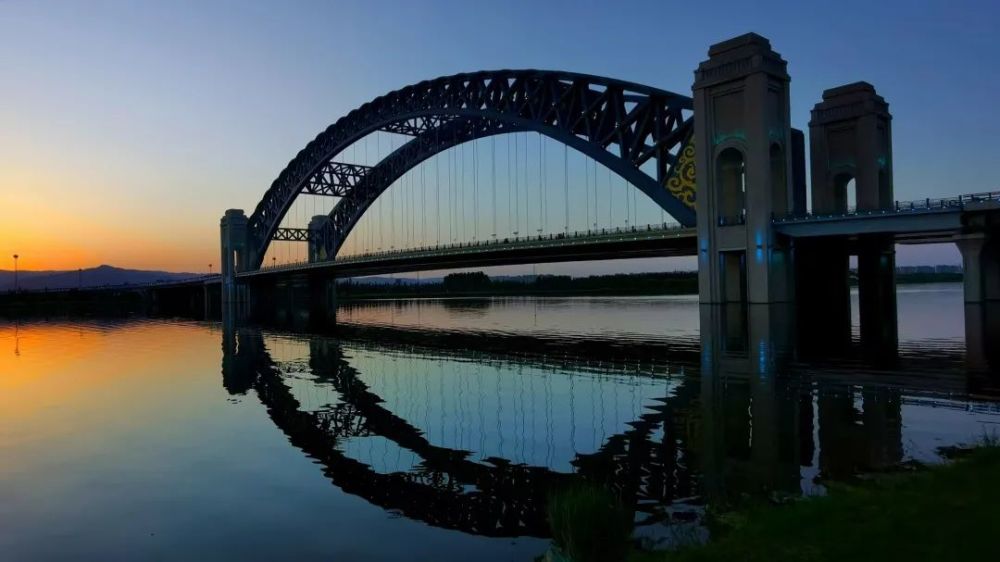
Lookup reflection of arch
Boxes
[716,147,745,225]
[222,327,701,536]
[246,70,696,267]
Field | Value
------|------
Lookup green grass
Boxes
[547,483,633,562]
[632,445,1000,562]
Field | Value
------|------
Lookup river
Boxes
[1,283,997,560]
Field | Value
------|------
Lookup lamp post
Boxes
[12,254,18,292]
[208,263,213,276]
[272,256,276,268]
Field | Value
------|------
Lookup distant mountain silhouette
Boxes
[0,265,202,291]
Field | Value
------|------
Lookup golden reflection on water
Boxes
[0,320,221,465]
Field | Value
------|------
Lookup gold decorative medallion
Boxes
[665,136,696,208]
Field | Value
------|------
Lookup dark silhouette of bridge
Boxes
[212,33,998,357]
[20,33,994,359]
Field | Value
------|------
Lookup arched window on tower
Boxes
[716,148,746,225]
[833,173,856,214]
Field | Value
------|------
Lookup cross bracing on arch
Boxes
[248,70,695,269]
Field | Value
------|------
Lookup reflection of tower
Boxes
[13,320,21,357]
[220,314,258,395]
[698,304,803,502]
[817,385,902,480]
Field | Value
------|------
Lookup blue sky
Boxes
[1,0,996,273]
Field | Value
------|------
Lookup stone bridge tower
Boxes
[693,33,796,306]
[220,209,249,304]
[806,83,897,349]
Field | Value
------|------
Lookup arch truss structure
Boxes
[247,70,696,269]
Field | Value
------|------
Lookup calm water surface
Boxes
[1,283,997,560]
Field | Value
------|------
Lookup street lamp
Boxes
[12,254,18,292]
[272,256,277,268]
[208,263,213,276]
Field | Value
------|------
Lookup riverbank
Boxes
[632,444,999,561]
[337,271,961,300]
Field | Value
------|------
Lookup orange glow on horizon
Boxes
[0,167,218,273]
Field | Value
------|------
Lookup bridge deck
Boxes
[238,224,697,279]
[774,192,1000,243]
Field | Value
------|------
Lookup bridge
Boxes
[238,222,697,279]
[210,32,998,353]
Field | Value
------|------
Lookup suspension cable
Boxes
[523,132,529,235]
[584,153,590,230]
[563,143,569,233]
[606,161,611,228]
[435,156,440,245]
[491,135,497,239]
[456,143,469,242]
[473,138,479,241]
[513,133,520,236]
[421,163,426,246]
[451,140,457,242]
[506,134,512,237]
[625,160,631,226]
[390,137,396,249]
[538,133,544,234]
[591,160,600,230]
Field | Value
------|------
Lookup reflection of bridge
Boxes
[216,32,998,357]
[223,326,700,536]
[219,320,967,537]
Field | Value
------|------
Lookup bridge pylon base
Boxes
[857,235,898,353]
[794,238,852,357]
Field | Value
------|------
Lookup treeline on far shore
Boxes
[336,269,964,299]
[337,271,698,299]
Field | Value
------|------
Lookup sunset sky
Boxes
[1,0,997,273]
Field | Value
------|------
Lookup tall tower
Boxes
[809,82,893,213]
[693,33,795,305]
[220,209,249,304]
[809,83,897,349]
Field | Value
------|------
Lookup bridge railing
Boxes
[773,191,1000,223]
[256,222,692,273]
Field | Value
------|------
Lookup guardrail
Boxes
[253,222,694,274]
[773,191,1000,223]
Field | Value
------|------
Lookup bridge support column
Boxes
[955,232,1000,303]
[308,275,337,329]
[220,209,249,306]
[956,232,1000,370]
[857,236,898,351]
[795,238,851,355]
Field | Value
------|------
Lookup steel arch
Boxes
[248,70,695,268]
